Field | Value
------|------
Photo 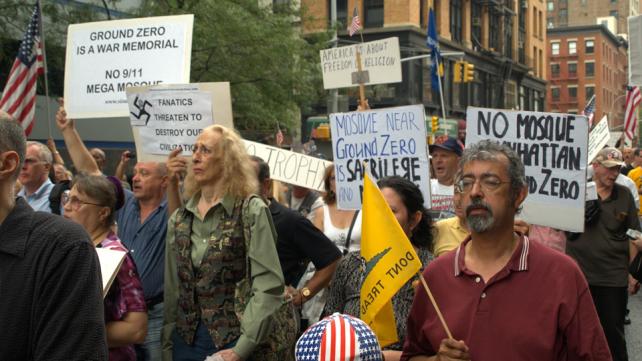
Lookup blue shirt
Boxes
[18,178,54,213]
[117,191,167,300]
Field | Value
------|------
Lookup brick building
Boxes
[546,0,639,34]
[547,25,628,128]
[301,0,547,119]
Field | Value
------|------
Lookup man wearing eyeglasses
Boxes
[402,140,610,361]
[566,147,640,361]
[0,116,107,360]
[17,140,54,212]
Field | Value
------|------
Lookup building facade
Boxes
[302,0,547,120]
[546,25,628,128]
[546,0,639,34]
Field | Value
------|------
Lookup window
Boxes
[450,0,463,43]
[472,2,483,44]
[489,9,501,50]
[551,42,560,55]
[568,41,577,55]
[568,86,577,99]
[585,62,595,76]
[547,1,554,11]
[559,9,568,25]
[551,63,560,77]
[364,0,384,28]
[547,17,554,28]
[585,40,594,54]
[504,16,513,58]
[552,87,560,101]
[327,0,348,27]
[568,62,577,75]
[586,86,595,100]
[610,10,618,18]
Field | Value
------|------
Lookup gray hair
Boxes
[0,118,26,178]
[460,140,527,205]
[26,141,53,165]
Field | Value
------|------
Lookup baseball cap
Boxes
[430,135,464,157]
[295,313,383,361]
[594,147,625,168]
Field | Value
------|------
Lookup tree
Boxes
[137,0,329,136]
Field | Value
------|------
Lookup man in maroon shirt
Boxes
[401,140,611,361]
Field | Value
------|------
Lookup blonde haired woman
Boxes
[162,125,285,361]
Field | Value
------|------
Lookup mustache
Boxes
[465,198,492,216]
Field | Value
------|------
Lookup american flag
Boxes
[295,313,382,361]
[348,7,362,37]
[0,3,44,136]
[582,94,596,127]
[624,85,642,146]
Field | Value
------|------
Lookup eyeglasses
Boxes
[61,191,104,210]
[457,176,511,193]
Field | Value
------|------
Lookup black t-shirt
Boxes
[621,164,634,176]
[269,199,342,286]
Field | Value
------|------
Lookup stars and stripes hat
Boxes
[295,313,383,361]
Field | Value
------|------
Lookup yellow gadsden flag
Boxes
[360,172,422,347]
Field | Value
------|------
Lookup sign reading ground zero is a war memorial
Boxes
[65,15,193,118]
[466,107,589,232]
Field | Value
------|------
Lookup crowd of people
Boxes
[2,102,642,361]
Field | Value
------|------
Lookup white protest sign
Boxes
[629,15,642,86]
[330,105,431,210]
[127,86,213,156]
[320,37,402,89]
[587,116,610,163]
[65,15,193,118]
[466,107,589,232]
[130,83,233,163]
[244,141,331,192]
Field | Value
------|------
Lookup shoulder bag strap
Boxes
[343,210,360,254]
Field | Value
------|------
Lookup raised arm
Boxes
[55,98,101,176]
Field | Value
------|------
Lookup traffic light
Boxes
[431,116,439,133]
[453,61,463,83]
[463,62,475,82]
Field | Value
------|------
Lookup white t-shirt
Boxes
[430,179,456,220]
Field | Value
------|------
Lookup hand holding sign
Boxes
[167,147,188,183]
[55,98,74,131]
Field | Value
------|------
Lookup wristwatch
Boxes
[300,287,312,300]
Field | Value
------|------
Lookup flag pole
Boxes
[435,56,448,124]
[37,0,52,139]
[418,272,453,339]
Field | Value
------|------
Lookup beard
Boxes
[465,198,495,233]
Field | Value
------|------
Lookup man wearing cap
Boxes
[567,147,640,361]
[429,135,464,221]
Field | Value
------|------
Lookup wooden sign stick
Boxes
[418,271,453,339]
[355,47,367,110]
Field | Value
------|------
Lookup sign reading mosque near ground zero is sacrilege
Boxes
[65,15,194,118]
[320,37,402,89]
[330,104,431,210]
[465,107,589,233]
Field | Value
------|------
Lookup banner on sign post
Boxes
[466,107,589,232]
[65,15,193,118]
[128,82,233,162]
[320,37,402,89]
[330,105,431,210]
[244,141,332,192]
[587,116,610,163]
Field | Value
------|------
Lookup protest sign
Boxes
[587,116,610,163]
[466,107,589,232]
[130,82,233,162]
[244,141,331,192]
[96,248,126,298]
[320,37,402,89]
[330,105,431,210]
[629,15,642,86]
[65,15,193,118]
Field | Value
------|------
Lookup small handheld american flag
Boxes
[582,94,596,127]
[0,3,44,136]
[348,7,362,37]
